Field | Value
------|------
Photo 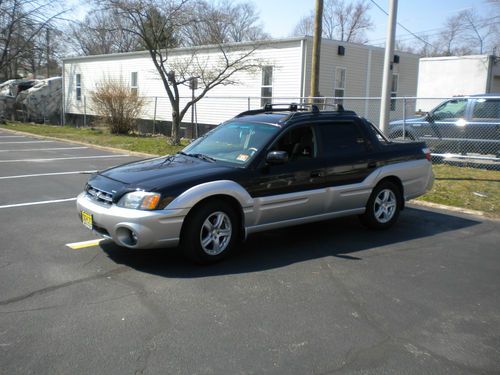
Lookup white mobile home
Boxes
[63,36,419,132]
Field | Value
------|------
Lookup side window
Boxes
[261,66,273,107]
[75,74,81,101]
[333,67,346,104]
[431,99,467,120]
[131,72,138,95]
[271,125,317,161]
[391,74,398,111]
[472,99,500,120]
[320,122,366,157]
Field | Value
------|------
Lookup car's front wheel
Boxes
[181,199,240,264]
[360,181,402,229]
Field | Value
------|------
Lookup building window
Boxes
[76,74,81,101]
[391,74,398,111]
[131,72,138,95]
[334,67,346,104]
[261,66,273,107]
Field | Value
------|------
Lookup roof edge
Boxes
[62,37,309,63]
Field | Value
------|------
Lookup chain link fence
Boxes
[63,94,500,171]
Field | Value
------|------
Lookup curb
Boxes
[0,127,159,158]
[408,199,492,219]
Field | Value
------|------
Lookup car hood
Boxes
[93,154,236,191]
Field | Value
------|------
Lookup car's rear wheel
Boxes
[360,181,402,229]
[181,199,240,264]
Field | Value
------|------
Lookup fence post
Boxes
[43,98,47,124]
[247,97,250,110]
[402,97,406,140]
[83,96,87,127]
[153,97,157,135]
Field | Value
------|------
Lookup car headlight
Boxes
[117,191,161,210]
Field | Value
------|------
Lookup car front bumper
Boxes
[76,192,189,249]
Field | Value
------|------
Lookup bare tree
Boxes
[461,9,489,54]
[291,0,373,43]
[0,0,67,79]
[180,0,269,46]
[104,0,263,145]
[292,14,314,36]
[436,14,463,56]
[68,9,143,56]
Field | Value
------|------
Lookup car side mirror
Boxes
[266,150,289,165]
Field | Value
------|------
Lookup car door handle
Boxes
[310,170,324,178]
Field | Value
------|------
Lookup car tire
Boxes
[181,199,240,264]
[359,181,402,230]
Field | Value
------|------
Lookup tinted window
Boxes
[472,99,500,119]
[271,125,317,161]
[320,122,366,157]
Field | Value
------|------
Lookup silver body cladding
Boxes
[76,159,434,249]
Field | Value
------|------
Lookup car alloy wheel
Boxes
[359,180,402,230]
[373,189,397,224]
[200,211,232,256]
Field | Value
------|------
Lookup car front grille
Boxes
[85,184,113,205]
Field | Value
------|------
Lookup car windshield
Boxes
[182,121,280,165]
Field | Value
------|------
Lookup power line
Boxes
[369,19,500,47]
[367,16,500,44]
[369,0,435,47]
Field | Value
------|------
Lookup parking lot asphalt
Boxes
[0,129,499,374]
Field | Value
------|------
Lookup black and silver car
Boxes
[389,94,500,156]
[77,104,434,263]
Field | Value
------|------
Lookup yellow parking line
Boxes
[66,239,105,250]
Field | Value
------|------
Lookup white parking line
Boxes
[0,146,88,152]
[0,140,54,144]
[0,197,77,209]
[0,170,98,180]
[0,155,130,163]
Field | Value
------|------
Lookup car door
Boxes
[427,98,468,153]
[317,119,373,212]
[245,124,326,225]
[466,98,500,155]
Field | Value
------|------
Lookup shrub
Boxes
[91,79,145,134]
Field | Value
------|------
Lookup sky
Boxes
[64,0,497,48]
[250,0,496,46]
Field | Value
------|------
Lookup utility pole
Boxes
[379,0,398,134]
[46,28,50,78]
[309,0,323,102]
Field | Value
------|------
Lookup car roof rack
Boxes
[235,103,320,117]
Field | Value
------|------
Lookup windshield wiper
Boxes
[177,151,216,163]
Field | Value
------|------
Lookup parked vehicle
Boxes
[77,104,434,263]
[389,94,500,156]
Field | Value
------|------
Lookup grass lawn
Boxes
[417,164,499,218]
[2,122,499,218]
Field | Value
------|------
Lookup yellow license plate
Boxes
[81,210,93,230]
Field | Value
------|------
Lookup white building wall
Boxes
[312,39,419,123]
[63,40,304,125]
[63,37,419,127]
[416,55,491,111]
